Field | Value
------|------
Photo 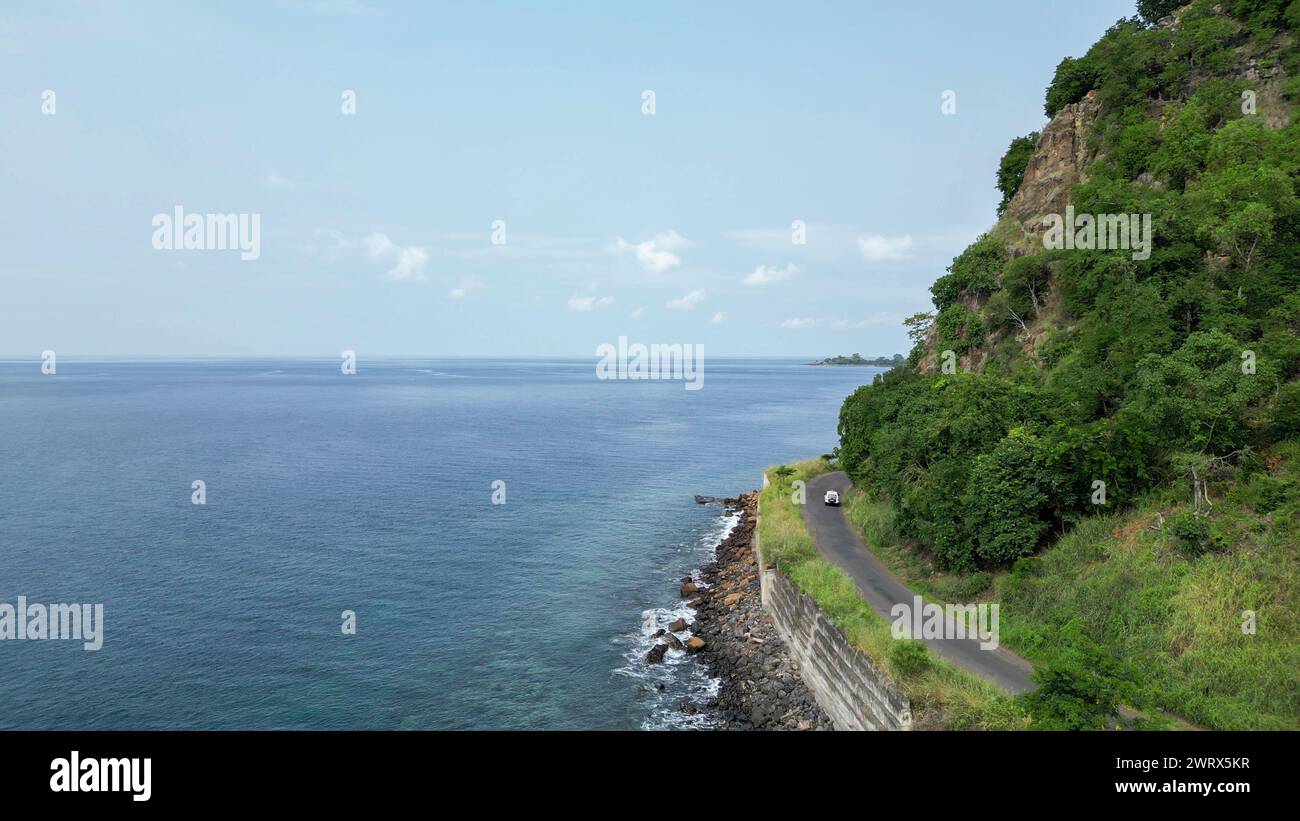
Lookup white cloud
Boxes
[711,311,727,324]
[780,317,818,329]
[568,294,614,312]
[448,276,484,300]
[265,169,297,188]
[611,230,690,274]
[857,234,913,262]
[742,263,799,286]
[630,307,644,319]
[665,289,707,310]
[363,232,430,282]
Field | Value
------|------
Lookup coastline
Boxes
[646,492,831,730]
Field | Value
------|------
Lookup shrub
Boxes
[1010,556,1040,580]
[1168,510,1226,557]
[888,639,932,678]
[996,132,1039,214]
[1271,382,1300,439]
[931,234,1004,312]
[935,304,985,354]
[933,571,992,601]
[1019,627,1134,730]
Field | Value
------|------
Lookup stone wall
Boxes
[761,569,913,731]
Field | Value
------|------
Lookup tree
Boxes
[1137,0,1182,24]
[1045,55,1099,117]
[996,132,1040,214]
[1020,624,1134,730]
[902,312,934,346]
[931,234,1004,312]
[964,429,1052,565]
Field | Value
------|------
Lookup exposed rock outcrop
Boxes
[1005,90,1099,233]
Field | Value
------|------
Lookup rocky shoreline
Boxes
[645,492,832,730]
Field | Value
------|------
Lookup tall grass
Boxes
[841,454,1300,730]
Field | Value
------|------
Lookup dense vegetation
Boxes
[841,0,1300,574]
[835,0,1299,727]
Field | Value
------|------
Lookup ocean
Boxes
[0,358,883,729]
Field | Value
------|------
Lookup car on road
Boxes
[823,490,840,506]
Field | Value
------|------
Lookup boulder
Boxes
[663,633,683,650]
[680,581,699,597]
[668,618,688,632]
[686,637,706,653]
[645,643,668,665]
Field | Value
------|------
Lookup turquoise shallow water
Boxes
[0,357,882,729]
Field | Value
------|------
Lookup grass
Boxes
[840,445,1300,730]
[759,459,1028,730]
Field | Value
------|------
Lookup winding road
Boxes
[804,471,1035,695]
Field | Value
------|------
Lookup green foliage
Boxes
[1272,383,1300,438]
[1137,0,1182,23]
[1019,624,1135,730]
[932,571,992,601]
[999,253,1052,321]
[1168,510,1227,557]
[934,304,985,354]
[841,5,1299,569]
[964,429,1054,565]
[888,640,932,678]
[1010,557,1039,580]
[1131,330,1279,455]
[996,132,1039,214]
[930,233,1004,312]
[1045,55,1099,118]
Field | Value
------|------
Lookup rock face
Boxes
[1005,90,1099,233]
[1003,91,1097,233]
[679,493,834,731]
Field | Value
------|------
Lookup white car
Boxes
[823,490,841,506]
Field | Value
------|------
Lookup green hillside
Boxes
[837,0,1300,729]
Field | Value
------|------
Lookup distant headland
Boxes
[808,353,904,367]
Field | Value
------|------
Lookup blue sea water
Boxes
[0,358,882,729]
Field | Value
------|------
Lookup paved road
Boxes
[805,472,1035,695]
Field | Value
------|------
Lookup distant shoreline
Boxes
[807,354,903,367]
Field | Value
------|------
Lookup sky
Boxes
[0,0,1138,358]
